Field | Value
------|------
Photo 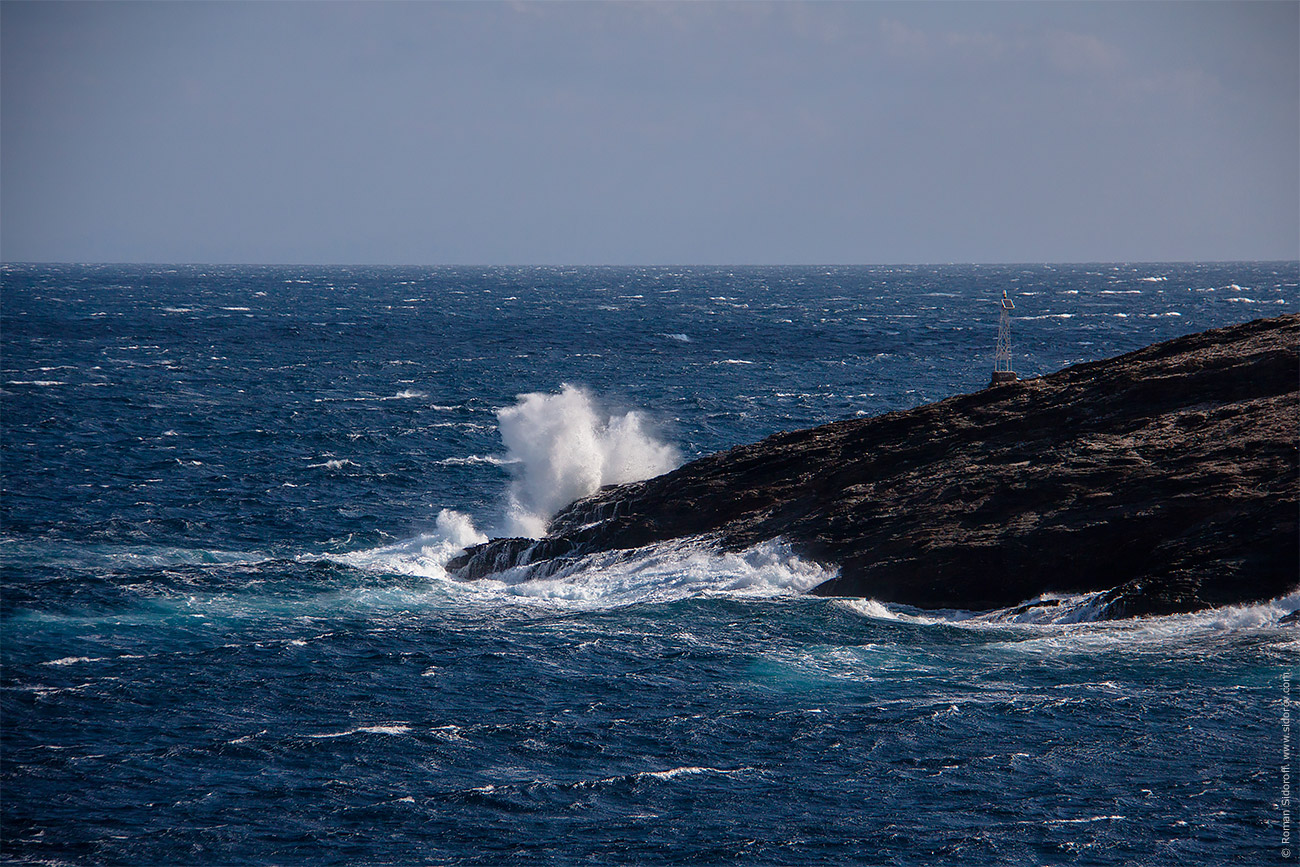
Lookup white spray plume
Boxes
[496,384,679,538]
[435,508,489,551]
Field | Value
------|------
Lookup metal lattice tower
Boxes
[990,291,1018,386]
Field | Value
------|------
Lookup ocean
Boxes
[2,262,1297,865]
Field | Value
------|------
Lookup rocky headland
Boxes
[449,315,1299,618]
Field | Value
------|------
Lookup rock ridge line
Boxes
[449,314,1299,618]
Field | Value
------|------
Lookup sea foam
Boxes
[329,386,681,591]
[839,588,1300,648]
[331,509,488,579]
[474,536,834,608]
[333,531,833,611]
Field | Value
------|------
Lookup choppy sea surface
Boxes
[3,262,1297,865]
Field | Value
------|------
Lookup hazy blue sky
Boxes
[3,1,1297,265]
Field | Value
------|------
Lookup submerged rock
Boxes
[449,315,1299,618]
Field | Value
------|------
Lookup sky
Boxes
[2,1,1297,265]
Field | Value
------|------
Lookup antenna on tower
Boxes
[990,290,1018,387]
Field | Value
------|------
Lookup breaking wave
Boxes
[330,509,488,578]
[470,537,833,608]
[332,532,833,611]
[838,588,1300,642]
[326,379,1296,625]
[494,384,679,538]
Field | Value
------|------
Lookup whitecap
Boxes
[306,723,412,739]
[228,730,268,745]
[431,725,466,743]
[434,454,515,467]
[633,766,749,782]
[43,656,109,666]
[837,598,902,622]
[355,725,412,735]
[308,458,356,470]
[427,422,495,432]
[1042,815,1126,825]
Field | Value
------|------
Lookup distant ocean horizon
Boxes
[3,261,1297,864]
[7,258,1298,267]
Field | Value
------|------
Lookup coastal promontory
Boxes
[449,315,1299,618]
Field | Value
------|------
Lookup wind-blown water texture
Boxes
[2,263,1297,865]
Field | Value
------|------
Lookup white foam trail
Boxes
[495,385,678,538]
[838,588,1300,649]
[306,724,412,739]
[334,532,832,611]
[434,454,516,467]
[474,537,834,608]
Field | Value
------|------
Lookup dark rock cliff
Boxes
[449,315,1299,618]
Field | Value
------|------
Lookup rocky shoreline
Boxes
[449,315,1299,618]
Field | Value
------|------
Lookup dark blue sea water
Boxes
[3,263,1297,865]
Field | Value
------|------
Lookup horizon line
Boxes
[4,258,1298,269]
